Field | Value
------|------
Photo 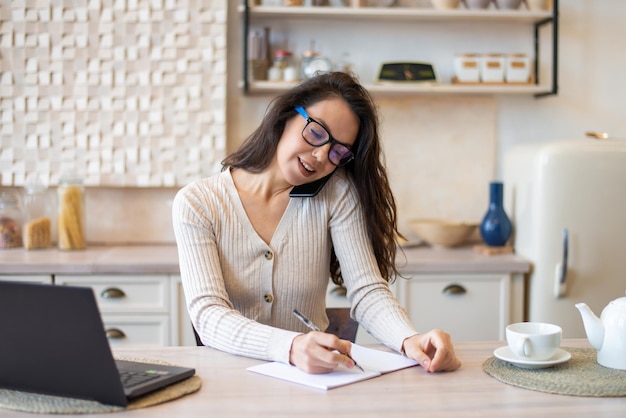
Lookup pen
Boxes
[292,309,365,372]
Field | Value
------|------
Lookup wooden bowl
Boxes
[409,219,478,248]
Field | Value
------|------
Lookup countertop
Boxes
[0,244,530,275]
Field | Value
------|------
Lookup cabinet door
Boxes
[56,274,172,346]
[397,274,511,341]
[56,275,169,313]
[102,315,170,346]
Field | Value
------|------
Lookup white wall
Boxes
[497,0,626,173]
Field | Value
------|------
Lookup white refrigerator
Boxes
[503,138,626,338]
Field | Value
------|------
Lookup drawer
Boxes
[55,275,169,313]
[102,315,170,346]
[397,274,511,341]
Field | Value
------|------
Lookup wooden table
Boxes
[1,340,624,417]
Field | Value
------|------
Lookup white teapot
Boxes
[575,292,626,370]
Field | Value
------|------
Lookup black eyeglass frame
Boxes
[294,106,355,167]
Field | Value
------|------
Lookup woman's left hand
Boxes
[402,330,461,373]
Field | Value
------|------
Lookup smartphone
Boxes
[289,174,332,198]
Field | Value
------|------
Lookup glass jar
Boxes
[57,173,86,250]
[23,175,54,250]
[269,49,294,82]
[273,49,293,71]
[0,190,23,249]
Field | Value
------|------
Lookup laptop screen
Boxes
[0,281,194,407]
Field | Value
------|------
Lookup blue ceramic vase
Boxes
[479,182,512,247]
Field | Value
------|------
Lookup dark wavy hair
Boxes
[222,72,402,284]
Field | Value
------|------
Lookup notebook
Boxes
[0,281,196,407]
[247,343,419,390]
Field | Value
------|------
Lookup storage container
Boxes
[0,190,23,249]
[23,175,53,249]
[57,172,86,250]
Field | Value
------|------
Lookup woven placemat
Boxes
[0,357,201,414]
[483,347,626,397]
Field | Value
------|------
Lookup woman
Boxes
[173,72,461,374]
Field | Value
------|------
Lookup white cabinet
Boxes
[0,273,196,347]
[55,274,187,347]
[240,3,558,97]
[396,272,525,341]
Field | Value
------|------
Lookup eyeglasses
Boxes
[294,106,354,167]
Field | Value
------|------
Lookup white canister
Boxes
[480,53,505,83]
[454,53,480,83]
[283,66,298,82]
[505,53,530,83]
[268,64,282,81]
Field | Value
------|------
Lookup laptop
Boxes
[0,281,196,407]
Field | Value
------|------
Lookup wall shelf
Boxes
[240,1,558,97]
[241,5,552,23]
[242,80,553,96]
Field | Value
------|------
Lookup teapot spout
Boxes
[575,303,604,350]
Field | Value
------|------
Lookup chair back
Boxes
[193,307,358,346]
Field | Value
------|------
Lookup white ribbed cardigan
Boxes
[172,169,418,364]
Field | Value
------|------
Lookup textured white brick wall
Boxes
[0,0,227,187]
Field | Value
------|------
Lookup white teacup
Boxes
[506,322,562,361]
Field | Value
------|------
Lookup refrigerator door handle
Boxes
[554,228,569,298]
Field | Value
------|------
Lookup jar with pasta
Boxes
[0,190,23,249]
[23,174,53,250]
[57,172,86,250]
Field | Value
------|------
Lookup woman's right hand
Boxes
[289,332,357,374]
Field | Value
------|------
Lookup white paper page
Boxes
[247,362,381,390]
[246,344,419,390]
[349,344,419,374]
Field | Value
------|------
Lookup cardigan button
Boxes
[264,251,273,260]
[264,293,274,303]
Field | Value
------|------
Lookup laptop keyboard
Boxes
[119,369,166,389]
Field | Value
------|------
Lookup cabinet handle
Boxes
[105,328,126,339]
[442,284,466,296]
[101,287,126,299]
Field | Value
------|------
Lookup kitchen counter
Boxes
[0,245,180,275]
[0,245,531,275]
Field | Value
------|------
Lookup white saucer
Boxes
[493,346,571,369]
